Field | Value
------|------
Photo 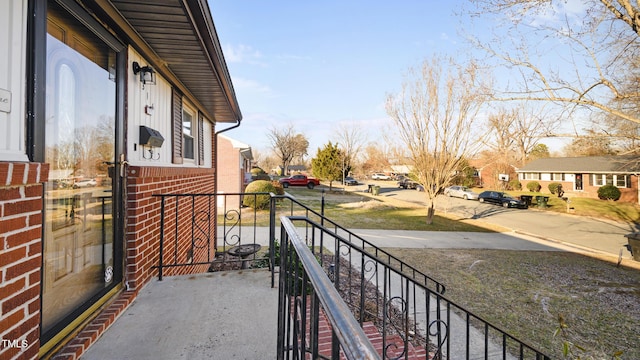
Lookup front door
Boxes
[41,1,123,346]
[575,174,583,191]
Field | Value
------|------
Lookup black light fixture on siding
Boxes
[132,61,156,86]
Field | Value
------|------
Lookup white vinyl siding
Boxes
[0,0,29,161]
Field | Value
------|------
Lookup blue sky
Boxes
[209,1,481,154]
[209,1,577,155]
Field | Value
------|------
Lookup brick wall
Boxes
[124,166,217,290]
[0,162,49,360]
[520,175,638,203]
[51,165,219,360]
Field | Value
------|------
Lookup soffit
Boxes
[107,0,241,123]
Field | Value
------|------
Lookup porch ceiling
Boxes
[106,0,242,123]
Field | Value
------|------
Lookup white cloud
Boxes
[529,0,588,26]
[232,77,274,95]
[223,44,266,66]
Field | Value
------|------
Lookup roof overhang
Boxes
[90,0,242,123]
[516,156,640,173]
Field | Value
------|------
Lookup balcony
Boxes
[81,193,550,359]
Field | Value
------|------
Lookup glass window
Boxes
[605,175,614,186]
[552,173,564,181]
[183,107,194,160]
[616,174,628,187]
[592,174,604,186]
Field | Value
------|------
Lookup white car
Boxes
[371,173,391,180]
[73,179,97,189]
[444,185,478,200]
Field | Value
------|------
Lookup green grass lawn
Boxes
[507,190,640,224]
[218,187,498,232]
[385,248,640,359]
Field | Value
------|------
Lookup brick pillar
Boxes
[0,162,49,360]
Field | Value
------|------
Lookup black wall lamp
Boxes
[132,61,156,87]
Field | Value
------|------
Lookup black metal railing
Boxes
[152,191,550,359]
[278,215,550,360]
[153,192,273,280]
[270,192,446,295]
[278,215,381,360]
[153,192,445,293]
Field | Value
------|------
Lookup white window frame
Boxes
[182,103,196,162]
[592,174,629,188]
[616,174,629,188]
[524,172,540,180]
[592,174,605,186]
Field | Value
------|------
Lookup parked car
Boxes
[342,176,358,186]
[398,177,420,189]
[73,179,97,189]
[444,185,479,200]
[52,179,72,189]
[478,191,528,209]
[278,174,320,189]
[371,173,391,180]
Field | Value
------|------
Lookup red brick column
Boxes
[0,162,49,360]
[124,166,216,290]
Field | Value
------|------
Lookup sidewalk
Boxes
[350,185,639,264]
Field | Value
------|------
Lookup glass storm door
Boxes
[575,174,583,190]
[41,2,120,341]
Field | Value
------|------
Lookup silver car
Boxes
[444,185,478,200]
[371,173,391,180]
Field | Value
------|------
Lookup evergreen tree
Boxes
[311,142,343,190]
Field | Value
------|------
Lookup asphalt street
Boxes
[351,182,638,259]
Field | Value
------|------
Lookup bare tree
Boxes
[386,57,490,224]
[267,124,309,175]
[467,0,640,131]
[487,105,556,166]
[563,129,618,156]
[252,149,278,173]
[470,1,640,37]
[361,143,390,175]
[333,123,367,178]
[486,110,517,162]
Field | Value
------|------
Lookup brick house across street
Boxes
[0,1,241,359]
[216,134,253,195]
[216,135,253,210]
[516,156,640,204]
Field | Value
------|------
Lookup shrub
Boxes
[243,180,277,209]
[250,167,265,177]
[509,179,522,191]
[271,180,285,195]
[526,181,541,192]
[548,182,561,195]
[597,185,621,201]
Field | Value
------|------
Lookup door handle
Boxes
[119,154,128,178]
[103,155,128,177]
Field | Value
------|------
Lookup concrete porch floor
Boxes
[81,269,278,360]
